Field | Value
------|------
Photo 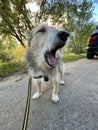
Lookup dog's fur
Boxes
[24,23,69,103]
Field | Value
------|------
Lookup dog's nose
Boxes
[57,31,69,42]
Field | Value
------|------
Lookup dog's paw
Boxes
[32,92,42,99]
[51,94,59,103]
[60,80,65,85]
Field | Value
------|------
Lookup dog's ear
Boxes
[26,31,33,47]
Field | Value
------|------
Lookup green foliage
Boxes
[0,0,33,48]
[66,0,95,54]
[0,0,96,54]
[0,34,16,62]
[44,0,95,54]
[0,61,24,77]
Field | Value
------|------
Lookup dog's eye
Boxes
[37,28,46,33]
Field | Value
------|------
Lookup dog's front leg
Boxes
[51,79,59,103]
[32,80,42,99]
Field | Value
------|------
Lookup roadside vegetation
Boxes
[0,51,86,78]
[62,53,86,62]
[0,41,26,78]
[0,61,24,78]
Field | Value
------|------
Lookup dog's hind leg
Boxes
[32,80,42,99]
[59,72,65,85]
[59,61,65,85]
[51,79,59,103]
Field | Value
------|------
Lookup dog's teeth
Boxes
[48,59,51,64]
[48,59,52,64]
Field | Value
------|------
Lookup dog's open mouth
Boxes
[45,45,63,67]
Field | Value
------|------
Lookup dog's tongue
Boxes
[47,52,56,66]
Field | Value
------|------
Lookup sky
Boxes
[26,1,98,24]
[93,1,98,23]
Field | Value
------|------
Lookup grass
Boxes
[62,53,86,62]
[0,53,86,78]
[0,61,25,78]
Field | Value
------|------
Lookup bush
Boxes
[13,45,25,61]
[0,61,24,77]
[0,35,16,62]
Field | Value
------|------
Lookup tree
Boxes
[0,0,95,54]
[66,0,95,54]
[0,0,33,48]
[0,0,48,48]
[40,0,95,54]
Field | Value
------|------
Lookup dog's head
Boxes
[26,23,69,69]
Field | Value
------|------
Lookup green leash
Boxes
[22,76,32,130]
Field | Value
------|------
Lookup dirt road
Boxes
[0,59,98,130]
